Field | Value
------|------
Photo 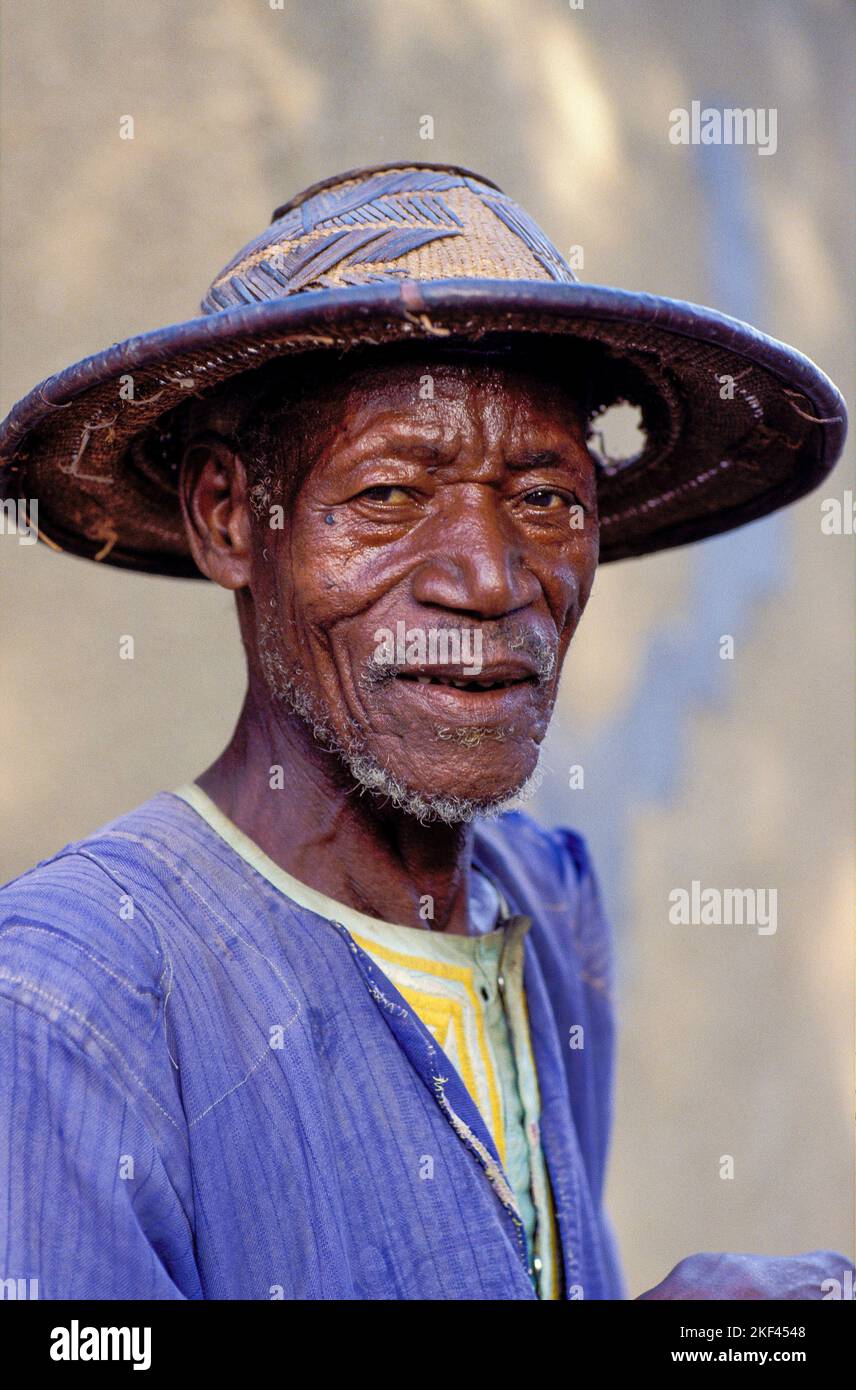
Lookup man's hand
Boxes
[637,1251,855,1300]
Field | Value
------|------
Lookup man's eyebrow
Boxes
[349,432,449,463]
[505,449,578,471]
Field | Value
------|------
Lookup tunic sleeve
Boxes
[0,994,198,1300]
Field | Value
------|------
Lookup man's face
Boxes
[253,354,599,821]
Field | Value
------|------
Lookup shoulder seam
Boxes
[0,846,168,1001]
[0,969,185,1134]
[64,846,170,995]
[0,985,195,1241]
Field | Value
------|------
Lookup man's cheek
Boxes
[291,521,383,615]
[274,538,354,628]
[562,544,599,624]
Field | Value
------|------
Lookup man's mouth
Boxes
[357,639,556,736]
[395,659,536,688]
[395,671,534,692]
[382,667,543,740]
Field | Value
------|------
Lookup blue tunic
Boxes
[0,791,624,1300]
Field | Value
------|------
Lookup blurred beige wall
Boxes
[1,0,853,1295]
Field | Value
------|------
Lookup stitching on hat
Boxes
[783,389,843,425]
[600,458,736,527]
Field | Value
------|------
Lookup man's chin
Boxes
[344,747,538,826]
[256,650,539,824]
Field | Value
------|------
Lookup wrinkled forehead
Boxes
[329,354,592,457]
[336,346,586,404]
[188,340,594,438]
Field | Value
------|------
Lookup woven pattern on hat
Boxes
[202,167,577,312]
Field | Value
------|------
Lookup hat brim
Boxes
[0,279,847,575]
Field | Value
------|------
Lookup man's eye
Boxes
[358,485,411,504]
[522,489,569,510]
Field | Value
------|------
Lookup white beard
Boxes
[256,613,540,826]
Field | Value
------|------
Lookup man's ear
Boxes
[178,432,254,589]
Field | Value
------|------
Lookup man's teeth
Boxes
[411,674,513,690]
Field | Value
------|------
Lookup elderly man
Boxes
[0,163,850,1301]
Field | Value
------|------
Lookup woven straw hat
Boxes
[0,161,846,576]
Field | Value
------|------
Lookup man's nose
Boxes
[410,503,540,620]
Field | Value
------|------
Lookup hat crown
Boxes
[201,162,578,314]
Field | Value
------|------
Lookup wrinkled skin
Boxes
[180,351,854,1300]
[180,355,598,936]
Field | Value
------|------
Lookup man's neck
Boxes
[196,688,476,934]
